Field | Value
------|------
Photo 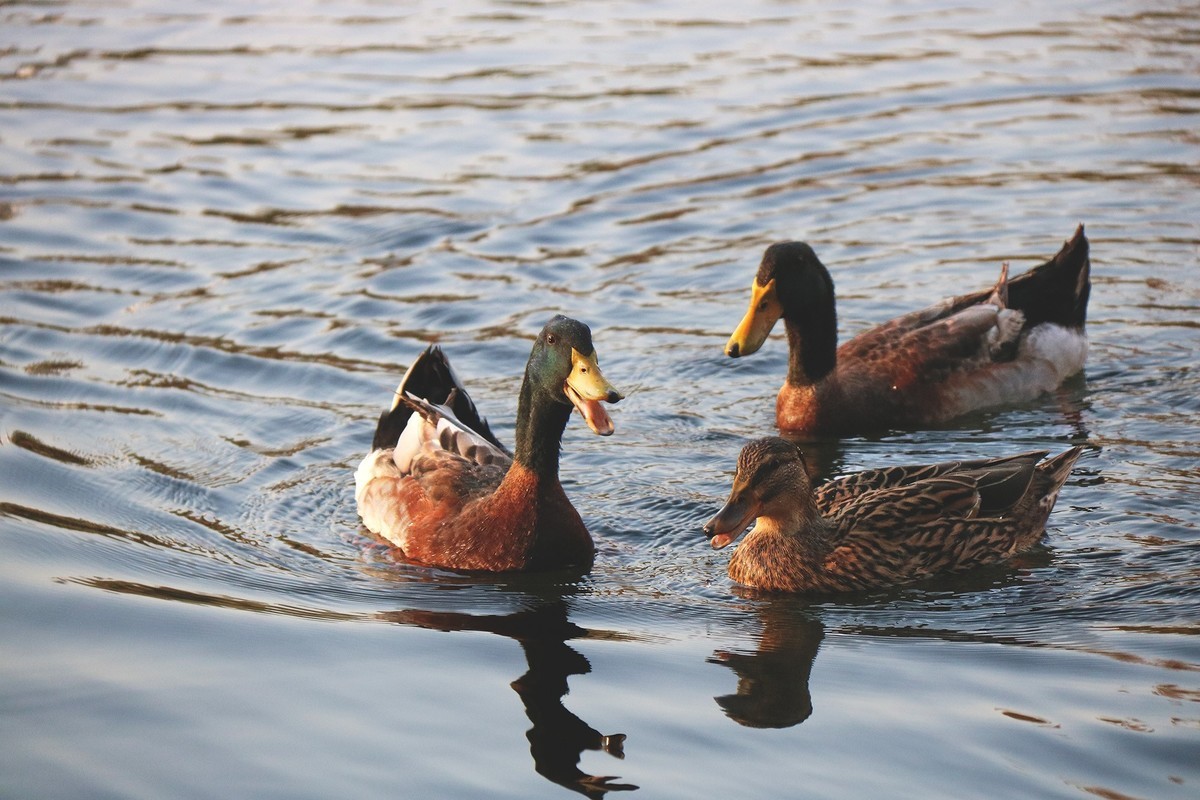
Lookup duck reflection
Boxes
[777,434,846,483]
[381,600,637,799]
[709,600,825,729]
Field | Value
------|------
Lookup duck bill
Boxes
[725,278,782,358]
[565,348,623,436]
[703,494,758,550]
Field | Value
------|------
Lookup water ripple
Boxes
[2,3,1199,797]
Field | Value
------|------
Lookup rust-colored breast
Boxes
[389,463,594,572]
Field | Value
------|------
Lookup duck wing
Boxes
[818,475,985,588]
[371,345,508,454]
[832,475,984,533]
[842,225,1089,358]
[837,299,1027,397]
[836,226,1090,396]
[395,393,512,478]
[357,347,512,547]
[355,393,510,545]
[821,450,1076,583]
[816,450,1048,516]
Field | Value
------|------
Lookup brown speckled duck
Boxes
[355,315,622,572]
[724,226,1091,436]
[703,437,1083,594]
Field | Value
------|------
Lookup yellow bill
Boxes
[725,277,782,358]
[564,348,623,435]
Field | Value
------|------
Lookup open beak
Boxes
[565,348,623,436]
[702,489,758,550]
[725,278,782,358]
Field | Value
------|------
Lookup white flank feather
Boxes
[941,323,1087,417]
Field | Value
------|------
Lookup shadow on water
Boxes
[704,553,1077,732]
[709,597,825,729]
[67,572,640,798]
[380,597,640,800]
[783,437,851,484]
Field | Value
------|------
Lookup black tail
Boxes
[935,226,1090,334]
[370,346,504,452]
[1005,224,1091,330]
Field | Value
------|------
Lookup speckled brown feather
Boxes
[813,450,1047,515]
[707,438,1083,594]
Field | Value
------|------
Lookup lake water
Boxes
[2,1,1198,797]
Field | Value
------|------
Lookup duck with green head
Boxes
[355,315,623,572]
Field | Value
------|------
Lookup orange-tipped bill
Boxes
[702,492,758,550]
[565,348,623,436]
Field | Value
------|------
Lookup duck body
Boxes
[703,437,1083,594]
[355,315,622,572]
[356,440,589,572]
[726,226,1091,436]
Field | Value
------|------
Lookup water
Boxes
[2,1,1198,797]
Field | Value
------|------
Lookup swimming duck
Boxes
[355,315,623,572]
[724,225,1091,435]
[703,437,1083,593]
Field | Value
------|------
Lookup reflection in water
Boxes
[781,437,849,485]
[709,601,825,729]
[382,601,638,799]
[66,577,363,620]
[4,2,1199,798]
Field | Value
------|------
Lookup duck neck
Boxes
[512,377,570,481]
[778,260,838,386]
[783,314,837,387]
[758,498,835,556]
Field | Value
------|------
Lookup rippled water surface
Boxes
[3,1,1199,798]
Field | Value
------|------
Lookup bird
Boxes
[355,314,623,572]
[723,225,1091,436]
[703,436,1083,594]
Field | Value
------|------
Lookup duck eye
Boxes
[546,333,557,345]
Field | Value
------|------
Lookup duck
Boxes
[703,436,1083,594]
[723,225,1091,436]
[355,314,623,572]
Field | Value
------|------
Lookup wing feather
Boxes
[833,476,982,533]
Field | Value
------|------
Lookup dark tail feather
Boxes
[371,407,406,453]
[971,457,1038,516]
[1000,445,1082,551]
[1006,224,1091,330]
[1021,445,1084,536]
[936,226,1090,332]
[1035,445,1084,500]
[370,346,505,452]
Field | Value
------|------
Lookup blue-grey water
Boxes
[2,1,1198,798]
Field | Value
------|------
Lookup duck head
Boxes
[724,242,837,373]
[703,437,813,549]
[528,314,623,435]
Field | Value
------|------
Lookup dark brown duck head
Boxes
[703,437,819,549]
[724,242,838,382]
